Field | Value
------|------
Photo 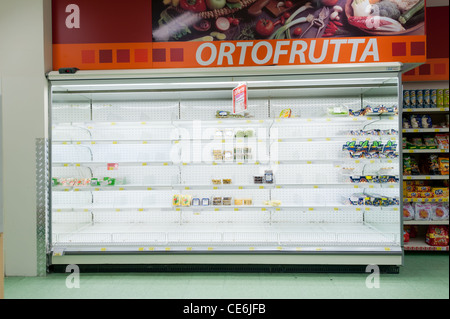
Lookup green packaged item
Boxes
[437,89,444,107]
[424,136,437,149]
[90,178,100,186]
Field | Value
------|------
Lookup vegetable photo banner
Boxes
[52,0,427,70]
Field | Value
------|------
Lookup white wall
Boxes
[0,0,52,276]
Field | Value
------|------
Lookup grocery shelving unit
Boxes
[402,82,449,252]
[46,64,404,269]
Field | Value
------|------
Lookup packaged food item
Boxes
[444,89,449,107]
[435,134,449,150]
[403,90,410,108]
[173,194,181,206]
[201,198,210,206]
[223,150,233,161]
[403,202,414,220]
[212,150,223,161]
[423,136,437,149]
[235,130,246,138]
[420,191,433,198]
[416,90,423,108]
[437,89,444,107]
[431,89,437,107]
[181,195,192,206]
[212,179,222,185]
[328,106,348,116]
[403,230,410,243]
[432,187,449,198]
[234,199,243,205]
[421,115,432,128]
[222,179,232,184]
[438,157,449,175]
[407,191,421,198]
[426,226,449,247]
[404,225,418,238]
[423,89,431,108]
[264,170,274,184]
[415,203,431,221]
[223,197,232,205]
[410,90,416,108]
[191,198,200,206]
[216,110,230,118]
[431,203,449,221]
[412,137,425,149]
[254,176,264,184]
[243,199,253,205]
[213,197,222,205]
[428,155,441,175]
[279,108,292,118]
[416,186,431,192]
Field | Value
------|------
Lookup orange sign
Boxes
[52,0,427,71]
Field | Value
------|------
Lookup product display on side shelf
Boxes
[403,134,449,150]
[403,88,449,109]
[404,225,450,248]
[403,180,449,200]
[403,154,449,175]
[403,202,449,222]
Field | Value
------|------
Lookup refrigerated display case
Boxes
[46,63,404,269]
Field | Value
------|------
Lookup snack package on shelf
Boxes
[403,202,415,221]
[403,230,410,243]
[327,106,348,116]
[431,203,449,221]
[438,157,449,175]
[435,134,449,150]
[414,203,432,221]
[426,226,449,247]
[403,155,420,175]
[427,154,441,175]
[404,225,418,238]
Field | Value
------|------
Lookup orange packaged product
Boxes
[432,187,449,198]
[438,157,449,175]
[420,191,434,198]
[407,191,421,198]
[415,203,431,221]
[416,186,431,192]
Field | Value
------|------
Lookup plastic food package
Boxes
[431,203,449,221]
[279,109,292,118]
[403,202,415,221]
[425,226,449,247]
[438,157,449,175]
[415,203,432,221]
[403,230,410,243]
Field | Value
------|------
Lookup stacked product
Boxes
[403,180,449,200]
[403,155,449,175]
[173,194,253,207]
[403,88,449,109]
[342,140,398,159]
[403,134,449,150]
[345,193,399,207]
[52,177,120,186]
[403,202,449,221]
[404,225,450,247]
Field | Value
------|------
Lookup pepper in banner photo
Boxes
[180,0,207,12]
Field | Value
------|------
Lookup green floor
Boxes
[3,252,449,299]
